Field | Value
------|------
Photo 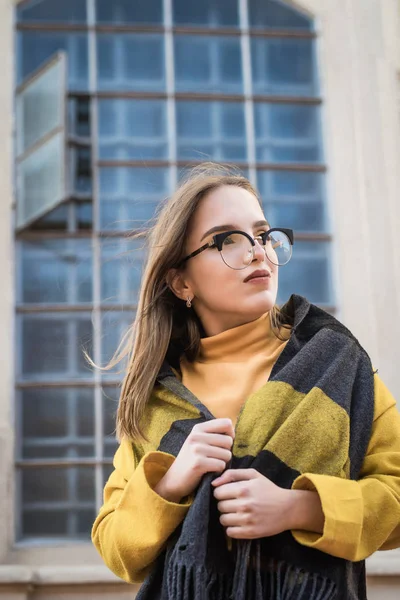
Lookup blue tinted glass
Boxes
[98,99,168,160]
[68,98,91,137]
[254,103,322,163]
[18,32,89,90]
[97,34,165,92]
[100,311,134,380]
[101,239,144,305]
[33,204,69,231]
[174,35,243,93]
[173,0,238,27]
[251,38,317,96]
[248,0,312,30]
[176,101,246,161]
[103,388,119,458]
[71,147,92,194]
[99,167,170,231]
[96,0,163,23]
[17,0,86,23]
[19,239,92,304]
[278,241,333,305]
[258,170,326,232]
[20,314,93,380]
[77,202,93,230]
[21,388,94,459]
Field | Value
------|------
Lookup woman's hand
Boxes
[212,469,324,539]
[154,418,235,503]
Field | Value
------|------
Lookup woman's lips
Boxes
[243,269,271,283]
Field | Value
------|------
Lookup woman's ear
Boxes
[166,268,194,302]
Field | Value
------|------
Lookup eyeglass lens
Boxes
[220,231,292,270]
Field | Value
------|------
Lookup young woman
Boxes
[92,164,400,600]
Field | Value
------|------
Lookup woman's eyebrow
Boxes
[200,220,270,242]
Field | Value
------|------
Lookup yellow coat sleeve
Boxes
[291,375,400,561]
[91,439,193,583]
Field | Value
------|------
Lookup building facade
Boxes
[0,0,399,598]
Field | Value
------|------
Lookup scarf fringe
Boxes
[166,542,337,600]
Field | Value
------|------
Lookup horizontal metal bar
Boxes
[16,228,332,242]
[16,304,136,313]
[16,459,113,468]
[293,232,333,242]
[17,23,316,39]
[16,381,97,389]
[71,90,322,104]
[17,379,122,389]
[97,159,326,172]
[22,502,95,511]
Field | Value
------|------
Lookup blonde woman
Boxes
[92,164,400,600]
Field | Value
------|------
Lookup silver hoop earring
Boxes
[186,297,192,308]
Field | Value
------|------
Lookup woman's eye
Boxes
[257,233,269,243]
[223,235,236,245]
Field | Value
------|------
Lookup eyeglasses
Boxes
[180,228,294,270]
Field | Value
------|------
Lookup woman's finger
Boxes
[217,499,242,514]
[219,512,244,527]
[212,468,259,486]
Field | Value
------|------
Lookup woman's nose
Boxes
[252,238,266,262]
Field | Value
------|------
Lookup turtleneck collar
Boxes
[198,312,277,363]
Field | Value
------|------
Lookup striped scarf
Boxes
[136,295,374,600]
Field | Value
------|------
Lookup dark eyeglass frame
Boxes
[179,227,294,267]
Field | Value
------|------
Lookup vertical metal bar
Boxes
[87,0,104,513]
[239,0,257,186]
[67,387,78,536]
[164,0,177,191]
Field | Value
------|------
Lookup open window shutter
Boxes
[16,52,68,230]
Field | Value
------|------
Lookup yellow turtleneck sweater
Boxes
[180,313,290,426]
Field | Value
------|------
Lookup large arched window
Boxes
[15,0,331,539]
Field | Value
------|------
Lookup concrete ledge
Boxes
[0,553,399,587]
[0,565,130,586]
[367,550,400,576]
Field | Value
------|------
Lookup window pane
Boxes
[21,466,95,539]
[19,239,92,304]
[96,0,163,24]
[248,0,312,30]
[18,32,89,91]
[69,146,92,195]
[257,170,326,232]
[99,167,170,231]
[176,101,246,161]
[103,387,118,458]
[68,98,91,138]
[175,35,242,93]
[77,202,93,230]
[251,38,317,96]
[278,241,333,305]
[31,204,69,232]
[98,99,168,160]
[254,103,322,163]
[173,0,238,27]
[100,311,134,380]
[101,239,144,305]
[19,314,93,381]
[17,54,66,156]
[17,132,66,229]
[17,0,87,23]
[97,34,165,92]
[20,388,94,460]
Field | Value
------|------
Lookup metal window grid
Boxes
[14,0,331,540]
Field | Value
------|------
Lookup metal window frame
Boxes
[14,0,332,542]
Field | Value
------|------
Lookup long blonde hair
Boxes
[113,163,291,441]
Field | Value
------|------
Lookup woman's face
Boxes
[173,185,279,336]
